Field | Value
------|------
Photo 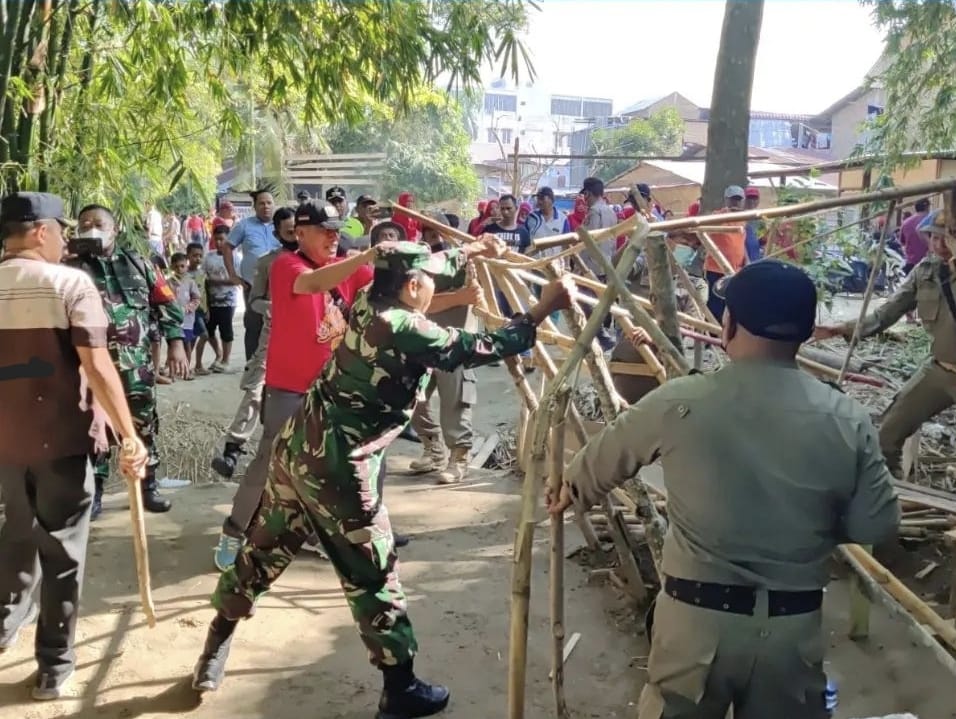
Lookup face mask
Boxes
[68,227,109,256]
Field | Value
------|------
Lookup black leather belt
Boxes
[663,575,823,617]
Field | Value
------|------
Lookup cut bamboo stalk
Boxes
[126,475,156,627]
[840,545,956,677]
[549,390,572,719]
[837,200,898,384]
[665,239,720,326]
[577,228,692,377]
[843,543,956,653]
[644,232,683,352]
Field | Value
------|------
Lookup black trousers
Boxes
[242,284,264,362]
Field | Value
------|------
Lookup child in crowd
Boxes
[186,242,222,375]
[169,252,203,379]
[202,225,238,372]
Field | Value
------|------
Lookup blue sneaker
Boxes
[214,533,242,572]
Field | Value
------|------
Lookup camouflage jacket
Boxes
[67,248,184,371]
[310,248,535,442]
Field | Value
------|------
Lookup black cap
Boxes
[714,260,816,342]
[296,190,310,201]
[370,221,407,247]
[535,186,555,199]
[580,176,604,196]
[0,192,73,227]
[635,183,652,200]
[356,194,377,206]
[325,186,347,202]
[295,202,344,229]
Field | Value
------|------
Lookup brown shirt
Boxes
[0,256,109,464]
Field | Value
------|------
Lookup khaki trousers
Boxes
[879,360,956,474]
[638,592,828,719]
[409,367,476,449]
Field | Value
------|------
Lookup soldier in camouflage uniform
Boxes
[68,204,189,516]
[191,239,571,719]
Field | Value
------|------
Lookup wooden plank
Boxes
[286,152,387,162]
[894,481,956,515]
[469,432,499,469]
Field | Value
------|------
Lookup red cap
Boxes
[688,201,700,217]
[745,186,760,199]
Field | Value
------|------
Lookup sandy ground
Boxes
[2,309,956,718]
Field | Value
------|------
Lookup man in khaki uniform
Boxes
[816,209,955,475]
[547,259,900,719]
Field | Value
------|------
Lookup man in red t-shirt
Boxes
[213,202,374,570]
[705,185,748,320]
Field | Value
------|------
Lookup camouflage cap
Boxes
[373,240,449,275]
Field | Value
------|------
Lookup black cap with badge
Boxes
[325,186,347,202]
[356,194,377,207]
[0,192,74,228]
[714,259,817,342]
[295,202,344,230]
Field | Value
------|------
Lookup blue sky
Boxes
[502,0,885,115]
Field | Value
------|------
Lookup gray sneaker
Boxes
[32,668,73,701]
[0,603,38,653]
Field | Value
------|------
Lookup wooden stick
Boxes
[840,545,956,677]
[842,543,956,653]
[837,200,898,384]
[644,232,683,352]
[549,390,572,719]
[577,228,692,376]
[126,476,156,628]
[647,177,956,234]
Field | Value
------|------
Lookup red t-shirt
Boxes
[265,252,373,393]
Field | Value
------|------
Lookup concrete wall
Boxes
[829,88,886,160]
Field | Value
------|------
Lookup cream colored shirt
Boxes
[566,359,900,591]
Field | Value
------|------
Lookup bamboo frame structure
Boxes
[394,196,956,716]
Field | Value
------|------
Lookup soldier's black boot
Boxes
[376,661,450,719]
[211,442,243,479]
[142,472,172,513]
[398,425,421,444]
[192,614,237,692]
[90,475,105,521]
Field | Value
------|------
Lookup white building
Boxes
[469,78,613,193]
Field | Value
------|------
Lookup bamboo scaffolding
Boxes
[549,390,572,719]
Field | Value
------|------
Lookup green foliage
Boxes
[861,0,956,166]
[588,109,684,182]
[0,0,533,223]
[324,88,479,203]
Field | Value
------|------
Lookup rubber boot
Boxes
[142,471,172,513]
[408,436,447,474]
[211,441,243,479]
[192,614,237,692]
[377,661,450,719]
[437,448,469,485]
[90,474,105,521]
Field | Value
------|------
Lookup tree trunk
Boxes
[701,0,764,212]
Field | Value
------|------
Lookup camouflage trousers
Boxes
[94,367,160,487]
[211,424,417,667]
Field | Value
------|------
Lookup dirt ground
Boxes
[2,320,956,718]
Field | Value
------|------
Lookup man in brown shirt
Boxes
[0,192,147,701]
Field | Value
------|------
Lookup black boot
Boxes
[90,475,105,521]
[192,614,237,692]
[393,532,410,549]
[211,442,243,479]
[398,425,421,444]
[377,662,449,719]
[142,473,172,513]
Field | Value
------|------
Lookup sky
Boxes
[496,0,886,115]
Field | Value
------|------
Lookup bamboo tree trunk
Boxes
[549,389,572,719]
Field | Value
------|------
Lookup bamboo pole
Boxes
[848,544,873,640]
[644,232,682,352]
[696,232,737,275]
[836,201,897,384]
[549,389,572,719]
[126,476,156,627]
[665,239,720,326]
[842,544,956,656]
[576,228,692,376]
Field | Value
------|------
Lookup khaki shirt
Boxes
[848,255,956,363]
[566,359,900,590]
